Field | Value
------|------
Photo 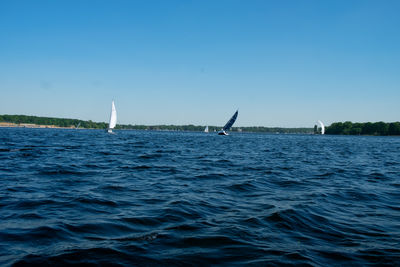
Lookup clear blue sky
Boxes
[0,0,399,127]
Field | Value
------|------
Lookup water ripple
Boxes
[1,129,400,265]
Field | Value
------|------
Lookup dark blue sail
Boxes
[223,110,238,131]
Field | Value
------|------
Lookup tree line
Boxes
[2,115,400,135]
[0,114,312,133]
[326,121,400,135]
[0,114,108,129]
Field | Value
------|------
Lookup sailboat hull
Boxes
[218,130,228,135]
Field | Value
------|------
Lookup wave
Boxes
[2,129,400,266]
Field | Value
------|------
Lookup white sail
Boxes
[317,120,325,135]
[109,101,117,130]
[204,126,209,133]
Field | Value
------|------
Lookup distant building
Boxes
[20,123,37,128]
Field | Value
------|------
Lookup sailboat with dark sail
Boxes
[218,110,238,135]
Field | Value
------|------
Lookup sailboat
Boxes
[315,120,325,135]
[204,125,209,133]
[218,110,238,135]
[107,100,117,133]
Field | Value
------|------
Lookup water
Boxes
[1,128,400,266]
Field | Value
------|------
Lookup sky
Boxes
[0,0,399,127]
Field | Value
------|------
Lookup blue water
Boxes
[1,128,400,266]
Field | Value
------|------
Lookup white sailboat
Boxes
[316,120,325,135]
[107,100,117,133]
[204,125,209,133]
[218,110,238,135]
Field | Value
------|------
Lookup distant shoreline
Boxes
[0,124,314,134]
[2,115,400,135]
[0,114,313,134]
[0,122,76,129]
